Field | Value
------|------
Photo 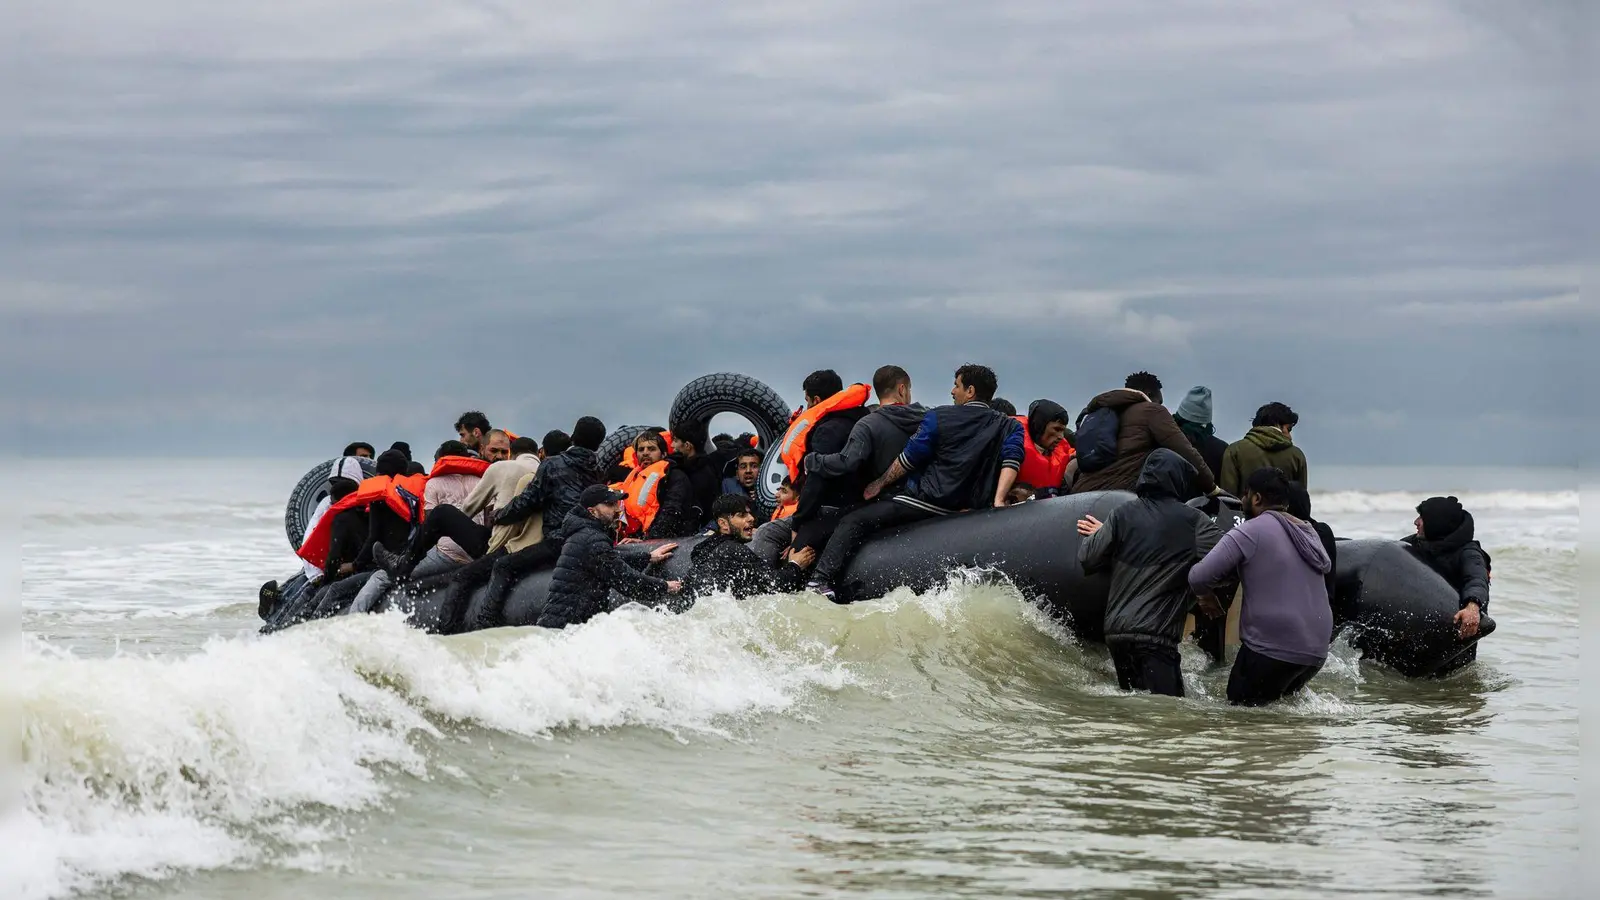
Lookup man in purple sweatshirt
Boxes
[1188,466,1333,706]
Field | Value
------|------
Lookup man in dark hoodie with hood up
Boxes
[1219,402,1308,495]
[1077,449,1222,697]
[1070,372,1217,497]
[1403,496,1491,641]
[1189,466,1334,706]
[1018,399,1074,498]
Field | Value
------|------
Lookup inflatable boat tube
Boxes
[364,492,1489,677]
[284,457,377,549]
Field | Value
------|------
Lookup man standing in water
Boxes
[1403,496,1491,640]
[1188,467,1333,706]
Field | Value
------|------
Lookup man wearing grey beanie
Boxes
[1174,386,1227,494]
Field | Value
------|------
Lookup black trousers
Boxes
[791,506,849,556]
[475,540,563,629]
[1108,641,1184,697]
[1227,644,1323,706]
[404,504,490,568]
[813,501,938,584]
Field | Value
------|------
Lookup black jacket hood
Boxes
[1134,448,1195,500]
[1026,399,1069,446]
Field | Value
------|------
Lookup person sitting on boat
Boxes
[454,410,492,456]
[801,364,926,511]
[540,429,570,460]
[1188,466,1333,706]
[667,421,724,529]
[1403,496,1491,640]
[357,441,491,612]
[537,485,683,629]
[1173,386,1227,494]
[1219,402,1307,495]
[785,369,874,558]
[342,441,375,459]
[613,430,699,539]
[1070,372,1217,498]
[721,446,763,505]
[1076,449,1223,698]
[686,494,815,600]
[1015,399,1074,498]
[480,429,514,463]
[748,476,802,567]
[805,364,1024,602]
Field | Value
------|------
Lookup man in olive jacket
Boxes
[1219,402,1308,496]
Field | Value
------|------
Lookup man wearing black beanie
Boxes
[1403,496,1492,640]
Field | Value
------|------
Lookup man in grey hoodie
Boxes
[1188,466,1333,706]
[802,364,927,492]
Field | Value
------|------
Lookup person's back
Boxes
[1220,402,1307,495]
[1071,373,1215,497]
[1077,449,1221,696]
[424,442,488,563]
[899,400,1020,512]
[461,438,541,521]
[1189,467,1332,705]
[495,417,607,541]
[1173,386,1227,494]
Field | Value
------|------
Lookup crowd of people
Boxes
[265,367,1492,706]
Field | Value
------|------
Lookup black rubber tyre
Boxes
[284,457,377,550]
[667,373,793,517]
[596,425,657,479]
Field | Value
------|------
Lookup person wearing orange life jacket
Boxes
[612,430,698,540]
[296,448,426,581]
[1016,399,1075,498]
[780,370,872,558]
[802,364,927,508]
[366,441,492,609]
[610,428,672,483]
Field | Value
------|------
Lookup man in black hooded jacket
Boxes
[803,364,926,499]
[538,486,683,629]
[1403,496,1491,640]
[788,369,872,556]
[1077,449,1223,697]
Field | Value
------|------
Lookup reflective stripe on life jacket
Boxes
[429,455,491,479]
[295,472,429,569]
[621,430,673,472]
[612,459,671,536]
[1015,415,1073,491]
[777,384,871,482]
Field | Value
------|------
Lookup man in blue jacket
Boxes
[806,364,1024,601]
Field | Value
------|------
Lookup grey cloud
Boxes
[5,1,1582,465]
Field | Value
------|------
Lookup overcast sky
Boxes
[5,1,1582,465]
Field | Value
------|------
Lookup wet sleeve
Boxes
[1077,511,1118,575]
[1458,547,1490,611]
[1194,514,1223,559]
[1150,409,1216,493]
[1188,526,1251,590]
[896,412,939,472]
[604,543,669,600]
[999,418,1024,471]
[772,558,809,593]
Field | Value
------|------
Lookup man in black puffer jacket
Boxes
[686,494,814,600]
[1402,496,1491,641]
[538,486,684,629]
[496,416,608,540]
[1076,449,1223,697]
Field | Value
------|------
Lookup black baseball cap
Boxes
[579,485,627,507]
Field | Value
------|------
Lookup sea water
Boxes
[7,461,1579,899]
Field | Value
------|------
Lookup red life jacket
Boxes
[296,473,429,569]
[1015,415,1073,491]
[777,384,871,482]
[429,455,491,479]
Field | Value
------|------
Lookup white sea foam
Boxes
[1311,489,1576,515]
[12,597,853,899]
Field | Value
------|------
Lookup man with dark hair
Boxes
[666,421,722,529]
[1189,467,1333,706]
[685,494,814,600]
[541,430,571,459]
[1219,402,1308,495]
[455,411,492,452]
[1071,371,1217,497]
[1077,449,1222,697]
[538,485,683,629]
[788,369,873,557]
[721,447,764,502]
[342,442,375,459]
[510,435,540,458]
[802,369,845,406]
[482,429,513,463]
[802,363,925,511]
[1404,496,1491,641]
[989,397,1017,416]
[806,365,1023,601]
[389,441,413,462]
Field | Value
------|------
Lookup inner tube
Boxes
[596,425,657,478]
[369,493,1489,677]
[667,373,792,518]
[284,457,377,549]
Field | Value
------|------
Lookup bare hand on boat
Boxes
[787,546,817,570]
[665,580,684,594]
[1454,602,1480,640]
[1076,515,1102,537]
[649,543,678,564]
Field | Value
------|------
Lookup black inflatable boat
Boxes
[265,489,1491,678]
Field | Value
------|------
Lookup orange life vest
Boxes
[429,455,491,479]
[296,472,429,569]
[611,459,671,536]
[621,430,673,471]
[770,498,798,522]
[1015,415,1073,491]
[777,384,871,482]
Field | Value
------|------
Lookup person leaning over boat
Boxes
[1015,399,1074,498]
[685,494,815,600]
[357,441,489,613]
[1076,449,1222,697]
[805,364,1024,602]
[785,369,873,557]
[537,485,683,629]
[1070,372,1217,497]
[1219,402,1307,495]
[1404,496,1491,641]
[1188,467,1333,706]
